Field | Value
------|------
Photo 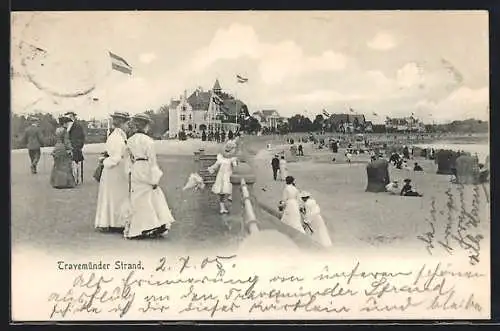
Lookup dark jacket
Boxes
[271,157,280,169]
[22,125,44,150]
[67,121,86,150]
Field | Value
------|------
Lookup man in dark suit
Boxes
[271,154,280,181]
[22,117,44,174]
[64,111,86,185]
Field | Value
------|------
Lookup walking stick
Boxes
[81,160,84,183]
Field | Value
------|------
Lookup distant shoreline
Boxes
[10,132,488,152]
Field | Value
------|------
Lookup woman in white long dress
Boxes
[94,112,131,232]
[300,191,332,247]
[279,156,288,181]
[207,140,238,214]
[122,113,176,239]
[280,176,305,233]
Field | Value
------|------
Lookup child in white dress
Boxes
[207,140,238,214]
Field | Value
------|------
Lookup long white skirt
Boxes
[309,214,333,247]
[94,163,129,229]
[280,168,288,181]
[280,199,305,233]
[124,180,176,238]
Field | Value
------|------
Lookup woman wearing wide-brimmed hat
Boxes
[50,116,76,189]
[299,191,332,247]
[94,111,131,232]
[280,176,306,234]
[122,113,176,239]
[207,140,239,214]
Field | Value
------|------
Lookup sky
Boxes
[11,11,489,123]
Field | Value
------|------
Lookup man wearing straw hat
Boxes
[22,116,44,174]
[63,111,86,185]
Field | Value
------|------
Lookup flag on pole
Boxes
[212,93,223,105]
[373,112,378,116]
[236,74,248,83]
[322,109,330,117]
[349,108,355,113]
[109,51,132,75]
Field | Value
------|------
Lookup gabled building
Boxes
[385,116,426,133]
[168,79,247,137]
[252,109,282,130]
[328,113,366,133]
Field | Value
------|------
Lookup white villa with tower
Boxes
[168,79,244,138]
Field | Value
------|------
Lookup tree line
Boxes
[11,107,488,149]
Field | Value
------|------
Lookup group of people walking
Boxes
[25,111,177,239]
[23,112,85,188]
[279,175,332,247]
[94,111,176,239]
[271,154,288,181]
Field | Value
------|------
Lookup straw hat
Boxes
[58,115,72,124]
[132,113,153,123]
[299,191,311,199]
[224,140,237,152]
[110,111,130,120]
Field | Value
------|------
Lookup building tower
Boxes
[213,78,222,95]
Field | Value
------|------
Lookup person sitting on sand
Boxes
[400,179,423,197]
[385,180,400,195]
[413,162,423,171]
[478,163,489,183]
[390,152,400,166]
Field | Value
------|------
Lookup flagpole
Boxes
[105,50,113,137]
[105,70,111,137]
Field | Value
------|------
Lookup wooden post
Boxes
[193,151,201,162]
[230,160,259,235]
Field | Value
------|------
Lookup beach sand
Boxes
[248,140,490,260]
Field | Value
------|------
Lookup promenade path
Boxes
[11,139,303,258]
[12,137,490,260]
[12,141,235,256]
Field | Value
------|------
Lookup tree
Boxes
[11,111,59,148]
[312,114,325,132]
[277,121,289,135]
[287,114,313,132]
[240,116,261,134]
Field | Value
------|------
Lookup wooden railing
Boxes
[239,177,259,235]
